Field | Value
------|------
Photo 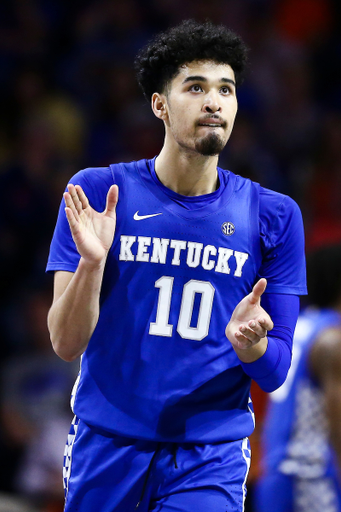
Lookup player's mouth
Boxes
[197,116,226,128]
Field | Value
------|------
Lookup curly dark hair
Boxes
[134,19,249,101]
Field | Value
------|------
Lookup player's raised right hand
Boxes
[64,183,118,266]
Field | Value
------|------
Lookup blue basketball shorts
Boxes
[254,470,341,512]
[63,416,251,512]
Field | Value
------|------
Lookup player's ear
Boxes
[151,93,168,122]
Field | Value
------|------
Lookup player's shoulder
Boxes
[69,166,112,188]
[255,186,303,235]
[219,167,257,193]
[67,166,114,209]
[222,168,301,218]
[259,185,300,215]
[69,159,141,189]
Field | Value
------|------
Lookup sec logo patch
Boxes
[221,222,235,236]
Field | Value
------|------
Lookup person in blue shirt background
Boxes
[46,20,307,512]
[255,243,341,512]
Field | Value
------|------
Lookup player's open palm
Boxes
[226,278,273,350]
[64,183,118,266]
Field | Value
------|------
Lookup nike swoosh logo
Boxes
[133,211,163,221]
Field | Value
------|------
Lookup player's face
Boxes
[163,61,238,156]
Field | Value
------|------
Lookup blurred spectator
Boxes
[0,493,38,512]
[254,244,341,512]
[303,112,341,249]
[0,288,78,510]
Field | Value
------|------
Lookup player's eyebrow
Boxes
[182,75,236,88]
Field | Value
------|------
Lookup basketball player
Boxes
[46,20,307,512]
[255,245,341,512]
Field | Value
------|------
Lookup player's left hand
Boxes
[225,278,273,355]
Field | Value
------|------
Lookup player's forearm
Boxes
[240,294,299,392]
[240,334,291,392]
[48,258,106,361]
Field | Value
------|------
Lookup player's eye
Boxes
[189,84,203,93]
[220,86,231,95]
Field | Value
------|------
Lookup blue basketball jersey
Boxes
[47,158,306,443]
[262,308,341,478]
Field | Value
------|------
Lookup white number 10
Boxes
[149,276,215,341]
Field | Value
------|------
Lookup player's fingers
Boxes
[105,185,119,217]
[65,207,80,234]
[239,324,264,343]
[64,191,79,221]
[249,278,267,305]
[258,316,274,331]
[235,331,253,348]
[246,320,268,339]
[67,184,83,215]
[75,185,90,210]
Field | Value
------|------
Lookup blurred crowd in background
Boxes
[0,0,341,510]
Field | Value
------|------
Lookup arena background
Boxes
[0,0,340,510]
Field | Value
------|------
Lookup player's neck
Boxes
[155,145,219,196]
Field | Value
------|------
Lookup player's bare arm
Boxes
[47,184,118,362]
[309,327,341,482]
[225,278,274,363]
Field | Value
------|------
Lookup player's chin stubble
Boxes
[195,132,226,156]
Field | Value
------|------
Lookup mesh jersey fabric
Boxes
[47,158,307,442]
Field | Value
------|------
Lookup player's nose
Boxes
[202,93,222,114]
